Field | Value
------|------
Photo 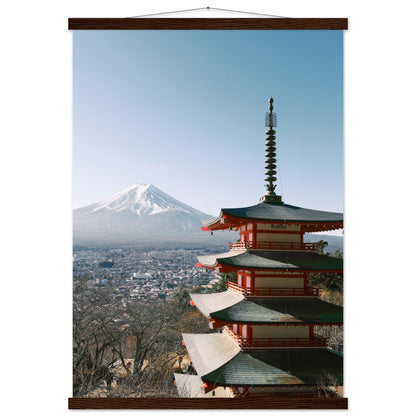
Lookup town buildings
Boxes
[73,247,218,300]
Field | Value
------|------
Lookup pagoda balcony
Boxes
[229,241,317,251]
[222,325,327,349]
[226,281,320,298]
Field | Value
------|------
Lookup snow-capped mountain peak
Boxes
[86,183,202,217]
[73,184,218,244]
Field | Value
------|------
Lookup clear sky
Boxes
[73,30,343,217]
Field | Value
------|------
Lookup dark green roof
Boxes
[210,298,343,324]
[198,251,343,271]
[202,349,343,387]
[203,202,343,226]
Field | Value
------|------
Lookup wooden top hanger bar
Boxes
[68,18,348,30]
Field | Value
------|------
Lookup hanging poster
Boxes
[69,14,347,409]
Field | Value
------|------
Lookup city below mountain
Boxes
[73,183,343,252]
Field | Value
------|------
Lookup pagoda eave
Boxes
[201,202,343,232]
[210,297,343,324]
[202,216,343,233]
[190,291,244,318]
[209,318,343,327]
[190,293,343,325]
[198,264,344,274]
[198,347,343,388]
[197,250,343,273]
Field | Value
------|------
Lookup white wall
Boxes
[252,325,309,338]
[257,223,300,232]
[256,232,301,242]
[255,277,304,288]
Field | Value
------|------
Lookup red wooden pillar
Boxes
[242,271,251,291]
[247,324,252,343]
[251,270,256,292]
[309,324,314,339]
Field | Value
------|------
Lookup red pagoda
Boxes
[174,98,343,399]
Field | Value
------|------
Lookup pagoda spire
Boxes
[260,97,282,203]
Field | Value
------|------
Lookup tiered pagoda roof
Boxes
[189,290,244,317]
[198,250,343,272]
[210,298,342,324]
[202,202,343,232]
[203,349,343,387]
[182,333,240,376]
[182,333,343,388]
[191,292,342,324]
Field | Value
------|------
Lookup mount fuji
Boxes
[73,183,343,251]
[73,184,227,246]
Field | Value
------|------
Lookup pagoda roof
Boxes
[210,297,343,324]
[202,348,343,387]
[183,333,343,387]
[198,250,343,272]
[203,202,343,229]
[182,333,240,377]
[190,291,244,317]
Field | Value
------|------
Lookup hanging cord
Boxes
[129,6,288,19]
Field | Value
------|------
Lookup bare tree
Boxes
[315,240,329,255]
[314,325,343,353]
[316,371,343,398]
[73,276,194,397]
[73,274,126,396]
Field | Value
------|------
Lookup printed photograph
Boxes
[72,30,344,399]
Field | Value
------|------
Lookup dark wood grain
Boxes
[68,18,348,30]
[68,397,348,409]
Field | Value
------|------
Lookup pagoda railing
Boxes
[226,281,319,297]
[222,325,242,346]
[241,336,327,348]
[223,325,327,348]
[226,281,246,295]
[229,241,317,251]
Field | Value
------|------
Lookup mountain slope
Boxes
[73,184,225,245]
[73,184,343,250]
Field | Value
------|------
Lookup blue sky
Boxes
[73,30,343,216]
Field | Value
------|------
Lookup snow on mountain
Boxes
[83,184,205,218]
[73,183,342,250]
[73,184,228,245]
